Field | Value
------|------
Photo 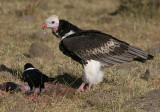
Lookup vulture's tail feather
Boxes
[147,54,154,60]
[129,46,154,63]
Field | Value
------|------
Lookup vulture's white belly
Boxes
[83,60,104,84]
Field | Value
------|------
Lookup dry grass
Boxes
[0,0,160,112]
[119,0,160,19]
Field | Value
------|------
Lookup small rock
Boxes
[33,31,49,41]
[28,42,54,60]
[19,15,37,22]
[125,89,160,112]
[147,43,160,55]
[142,66,160,81]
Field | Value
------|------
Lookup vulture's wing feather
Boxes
[60,31,150,66]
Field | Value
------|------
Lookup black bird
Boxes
[42,15,154,92]
[21,63,55,92]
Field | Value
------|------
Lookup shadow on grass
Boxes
[54,72,116,89]
[54,73,83,89]
[0,64,22,78]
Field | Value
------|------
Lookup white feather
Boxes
[24,67,35,72]
[62,30,75,39]
[45,15,59,24]
[83,60,104,84]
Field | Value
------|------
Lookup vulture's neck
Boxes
[53,20,82,39]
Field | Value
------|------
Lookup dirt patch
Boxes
[125,89,160,112]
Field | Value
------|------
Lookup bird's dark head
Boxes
[42,15,82,39]
[24,63,34,70]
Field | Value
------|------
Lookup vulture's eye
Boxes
[52,21,55,24]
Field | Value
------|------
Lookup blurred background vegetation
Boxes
[13,0,160,19]
[119,0,160,19]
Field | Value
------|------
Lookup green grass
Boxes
[0,0,160,111]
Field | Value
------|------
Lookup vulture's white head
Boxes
[42,15,59,32]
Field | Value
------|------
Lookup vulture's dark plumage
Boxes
[42,15,154,92]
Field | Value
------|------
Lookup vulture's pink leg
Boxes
[87,83,92,91]
[77,82,86,92]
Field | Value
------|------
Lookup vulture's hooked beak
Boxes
[42,23,47,30]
